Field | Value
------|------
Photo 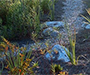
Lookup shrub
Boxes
[40,0,51,14]
[0,0,41,40]
[0,18,2,25]
[40,0,55,20]
[0,0,55,40]
[0,0,10,25]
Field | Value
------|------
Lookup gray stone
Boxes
[81,23,86,28]
[41,21,64,30]
[42,27,59,37]
[85,24,90,29]
[46,21,64,28]
[45,44,70,62]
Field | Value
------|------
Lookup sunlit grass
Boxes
[0,36,38,75]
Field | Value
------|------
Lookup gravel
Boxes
[62,0,85,31]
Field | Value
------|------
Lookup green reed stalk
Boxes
[64,22,77,65]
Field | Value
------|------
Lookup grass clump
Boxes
[51,63,68,75]
[51,64,63,74]
[63,22,77,65]
[0,36,38,75]
[81,8,90,24]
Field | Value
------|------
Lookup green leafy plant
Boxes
[0,0,56,40]
[6,0,41,39]
[0,36,38,75]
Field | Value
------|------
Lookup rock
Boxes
[85,24,90,29]
[0,52,6,62]
[45,44,70,62]
[46,21,64,28]
[41,21,65,29]
[42,27,60,37]
[81,23,86,28]
[81,23,90,29]
[40,21,65,38]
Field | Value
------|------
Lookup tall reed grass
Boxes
[63,22,77,65]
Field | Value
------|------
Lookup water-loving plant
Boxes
[0,36,38,75]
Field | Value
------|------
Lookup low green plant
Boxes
[0,61,4,75]
[0,36,38,75]
[51,63,63,75]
